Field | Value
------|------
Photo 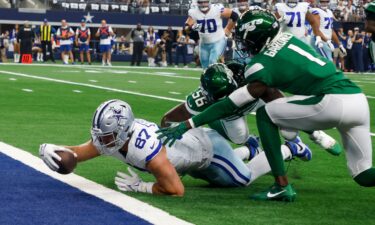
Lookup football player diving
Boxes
[157,9,375,201]
[185,0,239,69]
[39,99,311,196]
[161,62,342,160]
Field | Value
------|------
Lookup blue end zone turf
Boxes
[0,152,151,225]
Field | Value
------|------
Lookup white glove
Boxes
[315,36,324,49]
[191,23,202,32]
[115,167,154,193]
[326,40,335,51]
[39,143,76,171]
[339,44,347,55]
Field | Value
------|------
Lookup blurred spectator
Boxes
[164,26,174,66]
[130,23,145,66]
[346,29,354,71]
[224,37,233,62]
[0,31,9,62]
[351,27,364,72]
[145,26,159,66]
[154,38,167,67]
[333,27,347,70]
[363,31,371,71]
[39,19,56,63]
[175,29,187,68]
[75,19,91,65]
[32,35,43,62]
[56,19,74,64]
[17,21,35,63]
[11,24,20,63]
[96,19,114,66]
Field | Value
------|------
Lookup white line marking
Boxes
[93,68,199,80]
[155,72,177,75]
[0,70,184,103]
[9,78,17,81]
[366,95,375,99]
[128,80,137,83]
[85,70,101,74]
[22,89,33,92]
[165,81,176,84]
[73,90,82,93]
[169,91,181,95]
[371,133,375,136]
[0,62,202,72]
[89,80,98,83]
[0,142,192,225]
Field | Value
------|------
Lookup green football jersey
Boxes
[244,33,361,95]
[185,87,258,120]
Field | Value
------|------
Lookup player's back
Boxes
[188,4,225,43]
[245,32,360,95]
[275,2,309,38]
[311,7,333,40]
[111,119,213,175]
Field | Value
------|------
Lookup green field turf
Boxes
[0,63,374,225]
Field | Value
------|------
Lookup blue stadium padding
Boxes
[0,152,151,225]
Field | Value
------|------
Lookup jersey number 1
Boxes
[288,44,326,66]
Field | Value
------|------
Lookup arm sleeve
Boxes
[191,97,238,128]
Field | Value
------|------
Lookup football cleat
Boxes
[245,135,263,161]
[309,130,342,156]
[285,137,312,161]
[250,183,296,202]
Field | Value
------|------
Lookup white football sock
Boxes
[14,53,19,62]
[246,145,292,185]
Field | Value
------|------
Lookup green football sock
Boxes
[256,106,286,177]
[354,168,375,187]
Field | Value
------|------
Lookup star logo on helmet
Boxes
[110,107,125,123]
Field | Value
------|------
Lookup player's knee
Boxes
[353,168,375,187]
[280,128,298,141]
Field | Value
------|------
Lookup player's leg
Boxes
[189,130,251,187]
[86,46,91,65]
[80,48,84,64]
[199,43,210,69]
[208,39,226,66]
[107,47,112,66]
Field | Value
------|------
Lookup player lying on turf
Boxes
[161,62,342,157]
[157,9,375,201]
[39,99,312,196]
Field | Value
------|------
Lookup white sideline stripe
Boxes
[0,142,193,225]
[0,70,185,103]
[367,95,375,99]
[371,133,375,137]
[0,62,203,72]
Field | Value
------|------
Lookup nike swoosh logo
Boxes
[150,142,155,150]
[267,190,286,198]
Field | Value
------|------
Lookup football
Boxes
[53,150,77,174]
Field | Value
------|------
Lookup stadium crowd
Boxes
[0,0,373,72]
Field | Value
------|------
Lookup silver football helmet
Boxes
[286,0,298,8]
[319,0,330,10]
[197,0,211,12]
[91,99,135,155]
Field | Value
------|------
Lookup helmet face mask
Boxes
[197,0,210,12]
[91,100,134,155]
[237,0,249,12]
[320,0,330,10]
[286,0,298,8]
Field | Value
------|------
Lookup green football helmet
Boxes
[225,60,246,87]
[200,63,238,101]
[234,9,280,55]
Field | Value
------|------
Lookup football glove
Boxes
[39,143,76,171]
[326,40,335,51]
[315,36,324,49]
[191,23,202,32]
[339,44,347,55]
[156,122,189,147]
[115,167,154,193]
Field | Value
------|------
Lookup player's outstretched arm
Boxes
[64,140,100,162]
[160,103,192,127]
[222,9,238,36]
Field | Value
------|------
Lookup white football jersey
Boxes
[188,4,225,43]
[275,2,309,39]
[310,7,333,40]
[111,119,213,175]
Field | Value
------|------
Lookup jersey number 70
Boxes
[196,19,217,33]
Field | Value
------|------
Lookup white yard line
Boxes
[21,89,33,92]
[0,142,192,225]
[0,70,184,103]
[0,62,202,72]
